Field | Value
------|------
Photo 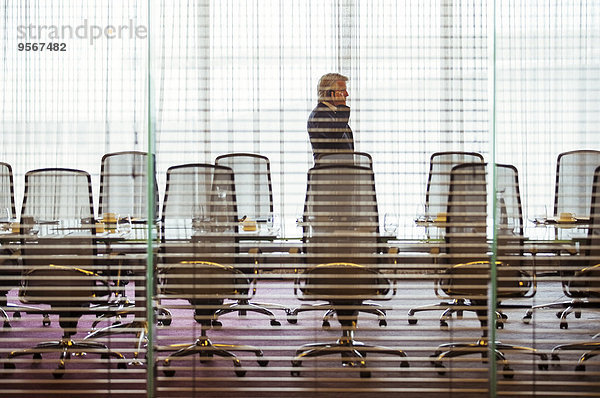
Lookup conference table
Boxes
[1,221,582,277]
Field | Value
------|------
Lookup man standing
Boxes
[307,73,354,160]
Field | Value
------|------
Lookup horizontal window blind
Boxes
[0,0,598,397]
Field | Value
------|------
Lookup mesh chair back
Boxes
[22,168,95,234]
[215,153,273,223]
[0,162,16,219]
[20,168,96,273]
[590,166,600,261]
[444,163,488,265]
[442,163,532,299]
[315,152,373,169]
[98,151,159,221]
[580,166,600,295]
[303,165,380,267]
[566,166,600,297]
[161,164,238,266]
[426,152,484,222]
[496,164,525,260]
[554,150,600,219]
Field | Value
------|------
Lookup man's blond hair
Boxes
[317,73,348,101]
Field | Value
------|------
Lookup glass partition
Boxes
[0,1,598,396]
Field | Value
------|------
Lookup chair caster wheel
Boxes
[433,359,445,374]
[407,317,418,325]
[43,315,51,327]
[400,360,409,368]
[379,319,387,327]
[522,314,532,324]
[163,369,175,377]
[291,360,301,376]
[360,370,371,378]
[156,309,172,326]
[551,354,560,362]
[555,311,563,319]
[440,320,449,330]
[575,311,581,319]
[270,320,281,326]
[287,315,298,324]
[496,321,504,329]
[322,320,330,329]
[538,363,548,370]
[500,313,508,320]
[211,320,223,328]
[4,362,15,370]
[575,364,585,372]
[560,322,568,330]
[52,371,65,379]
[234,369,246,377]
[117,362,127,369]
[13,311,21,318]
[53,364,66,379]
[502,366,514,379]
[2,321,10,328]
[33,353,42,360]
[233,359,246,377]
[257,359,269,367]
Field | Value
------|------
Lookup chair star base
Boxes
[523,298,600,329]
[551,340,600,371]
[290,328,409,378]
[431,338,548,379]
[4,333,126,378]
[214,299,282,326]
[162,327,268,377]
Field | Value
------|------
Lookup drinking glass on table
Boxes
[117,214,132,235]
[267,215,280,237]
[384,213,399,237]
[0,208,11,231]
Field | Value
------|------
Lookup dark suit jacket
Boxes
[307,102,354,159]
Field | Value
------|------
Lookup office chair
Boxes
[523,150,600,326]
[548,166,600,371]
[300,150,382,328]
[98,151,160,221]
[158,163,269,376]
[289,165,408,378]
[408,151,484,327]
[314,151,373,169]
[552,150,600,231]
[1,162,47,328]
[287,164,391,327]
[215,153,289,321]
[214,153,273,225]
[550,267,600,371]
[429,163,547,377]
[83,151,169,364]
[96,151,161,324]
[4,168,126,378]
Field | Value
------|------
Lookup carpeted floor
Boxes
[1,278,599,397]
